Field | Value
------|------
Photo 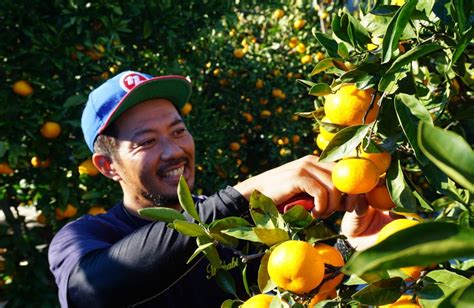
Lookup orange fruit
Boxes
[229,142,241,152]
[242,112,254,122]
[78,159,99,176]
[332,158,380,194]
[316,134,331,151]
[255,79,264,89]
[241,294,275,308]
[0,162,14,175]
[12,80,33,96]
[272,88,283,98]
[319,117,336,140]
[40,121,61,139]
[296,43,306,54]
[376,219,424,281]
[55,204,78,220]
[301,55,312,64]
[360,150,391,174]
[379,294,420,307]
[31,156,50,168]
[267,240,325,294]
[309,288,337,307]
[315,51,325,61]
[180,102,192,116]
[88,206,107,216]
[293,19,306,30]
[233,48,245,59]
[314,243,345,294]
[289,37,298,48]
[366,184,396,210]
[324,84,379,126]
[272,9,285,20]
[260,110,272,118]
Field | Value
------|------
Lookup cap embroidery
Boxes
[119,72,149,92]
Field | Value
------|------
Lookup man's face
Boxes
[111,98,195,209]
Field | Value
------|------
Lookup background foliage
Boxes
[0,0,472,306]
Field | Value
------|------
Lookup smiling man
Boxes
[48,71,373,307]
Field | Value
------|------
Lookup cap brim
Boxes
[103,76,192,131]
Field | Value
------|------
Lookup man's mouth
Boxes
[162,165,185,178]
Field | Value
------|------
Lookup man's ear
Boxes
[92,153,122,181]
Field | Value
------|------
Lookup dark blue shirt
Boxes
[49,187,250,307]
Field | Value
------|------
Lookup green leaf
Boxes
[452,0,471,32]
[394,95,430,165]
[352,277,404,305]
[310,59,334,76]
[249,190,285,229]
[173,220,207,237]
[63,94,86,109]
[343,222,474,277]
[222,227,262,243]
[297,79,316,88]
[197,236,222,269]
[187,242,214,264]
[138,207,186,223]
[418,270,472,307]
[254,227,290,247]
[451,27,473,66]
[309,83,333,96]
[209,217,251,247]
[319,125,371,162]
[337,42,350,58]
[258,251,276,293]
[332,12,351,44]
[438,281,474,308]
[418,122,474,193]
[379,44,443,91]
[381,0,417,63]
[178,175,201,223]
[282,205,313,228]
[313,32,339,58]
[215,268,237,296]
[303,221,339,244]
[346,13,372,50]
[386,159,418,213]
[385,44,443,76]
[220,299,241,308]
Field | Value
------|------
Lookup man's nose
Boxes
[159,139,184,160]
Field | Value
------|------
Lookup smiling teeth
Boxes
[164,166,185,178]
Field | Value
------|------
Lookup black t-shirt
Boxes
[48,187,252,307]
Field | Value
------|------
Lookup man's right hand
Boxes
[233,155,341,218]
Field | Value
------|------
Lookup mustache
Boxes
[157,158,188,175]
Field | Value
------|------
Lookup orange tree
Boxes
[0,0,336,306]
[140,0,474,307]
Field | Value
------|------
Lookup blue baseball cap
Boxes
[81,71,192,152]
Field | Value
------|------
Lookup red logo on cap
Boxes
[119,73,149,92]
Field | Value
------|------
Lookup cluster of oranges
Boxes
[316,84,395,210]
[242,240,345,307]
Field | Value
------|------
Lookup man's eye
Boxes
[174,128,187,135]
[139,139,155,146]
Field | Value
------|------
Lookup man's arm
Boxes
[65,187,248,307]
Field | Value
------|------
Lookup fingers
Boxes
[291,157,339,218]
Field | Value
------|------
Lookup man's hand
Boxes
[340,195,395,250]
[233,155,341,218]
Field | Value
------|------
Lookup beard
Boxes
[142,191,180,208]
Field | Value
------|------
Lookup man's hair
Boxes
[93,122,120,160]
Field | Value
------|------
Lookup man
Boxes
[49,71,390,307]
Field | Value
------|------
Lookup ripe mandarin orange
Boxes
[314,243,345,294]
[366,184,396,210]
[324,84,379,126]
[13,80,33,96]
[268,240,325,294]
[241,294,275,308]
[332,158,380,194]
[78,159,99,176]
[40,121,61,139]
